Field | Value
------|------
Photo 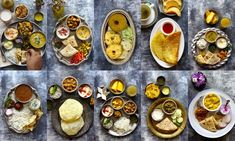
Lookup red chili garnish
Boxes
[70,51,84,64]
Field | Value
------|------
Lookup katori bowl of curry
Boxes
[15,84,33,103]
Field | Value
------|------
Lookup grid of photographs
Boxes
[0,0,234,141]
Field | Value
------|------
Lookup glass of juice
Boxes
[220,17,232,29]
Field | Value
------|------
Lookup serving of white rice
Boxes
[113,117,136,134]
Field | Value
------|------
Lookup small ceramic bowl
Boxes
[48,84,63,99]
[160,20,175,36]
[0,9,13,24]
[15,4,29,20]
[101,105,114,117]
[202,93,222,112]
[205,30,218,43]
[78,83,93,98]
[123,100,137,115]
[62,76,78,93]
[111,96,125,110]
[34,11,44,22]
[66,15,81,30]
[15,84,33,103]
[162,99,177,115]
[109,79,125,95]
[76,25,92,41]
[56,26,70,39]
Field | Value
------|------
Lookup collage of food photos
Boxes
[0,0,234,141]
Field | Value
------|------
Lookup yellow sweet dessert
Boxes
[108,13,128,32]
[110,80,124,94]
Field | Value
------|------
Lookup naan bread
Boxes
[62,35,78,47]
[61,117,84,136]
[163,32,181,65]
[59,99,83,122]
[150,30,166,61]
[60,44,78,58]
[199,116,217,132]
[156,117,178,134]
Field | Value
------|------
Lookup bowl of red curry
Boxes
[15,84,33,103]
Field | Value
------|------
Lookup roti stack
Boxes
[59,99,84,135]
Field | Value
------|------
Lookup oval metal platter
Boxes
[100,9,136,65]
[191,28,232,69]
[147,97,187,139]
[52,14,93,66]
[51,97,93,138]
[3,84,42,134]
[0,21,46,66]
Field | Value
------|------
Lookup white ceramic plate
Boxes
[149,18,185,68]
[188,89,235,138]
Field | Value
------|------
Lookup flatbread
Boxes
[163,31,181,65]
[61,117,84,136]
[150,30,166,61]
[62,35,78,47]
[59,99,83,122]
[199,116,217,132]
[156,117,178,134]
[206,54,221,65]
[59,44,78,58]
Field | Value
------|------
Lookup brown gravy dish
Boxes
[15,84,33,103]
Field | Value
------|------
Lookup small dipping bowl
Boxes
[56,26,70,39]
[123,100,137,115]
[101,105,114,117]
[62,76,78,93]
[76,25,92,41]
[220,103,231,115]
[48,84,62,99]
[205,30,218,43]
[78,84,93,98]
[111,96,124,110]
[162,99,177,115]
[0,9,12,24]
[216,37,228,49]
[161,86,171,96]
[156,76,165,86]
[15,84,33,103]
[109,79,125,95]
[102,117,113,129]
[161,20,175,36]
[202,93,222,112]
[15,4,29,20]
[34,11,44,22]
